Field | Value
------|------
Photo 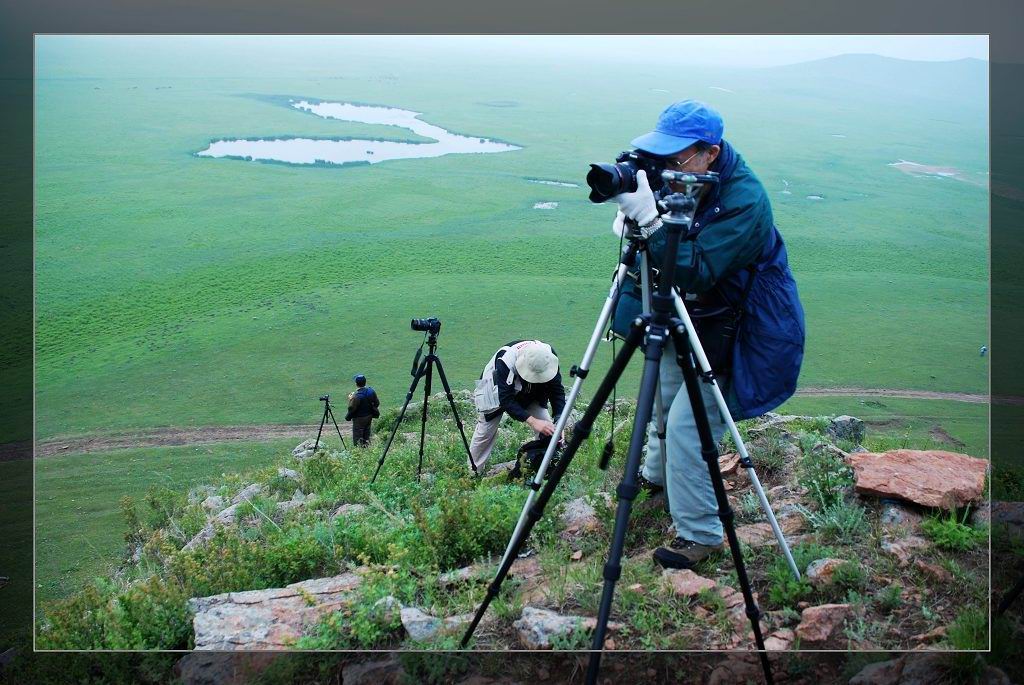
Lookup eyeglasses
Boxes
[665,150,702,171]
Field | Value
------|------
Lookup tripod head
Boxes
[659,171,719,235]
[319,394,330,403]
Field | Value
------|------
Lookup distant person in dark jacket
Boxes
[469,340,566,472]
[611,99,804,570]
[345,374,380,447]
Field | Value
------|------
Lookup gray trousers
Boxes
[468,403,551,471]
[641,338,728,546]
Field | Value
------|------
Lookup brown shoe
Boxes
[653,537,724,570]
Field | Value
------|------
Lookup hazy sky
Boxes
[272,34,989,67]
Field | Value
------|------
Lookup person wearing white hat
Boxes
[469,340,566,472]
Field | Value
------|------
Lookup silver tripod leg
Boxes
[497,261,631,569]
[673,290,801,580]
[638,252,669,505]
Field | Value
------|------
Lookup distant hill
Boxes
[764,53,988,111]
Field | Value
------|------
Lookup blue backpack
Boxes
[725,226,805,420]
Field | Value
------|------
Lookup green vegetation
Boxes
[921,510,988,551]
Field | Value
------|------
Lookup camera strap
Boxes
[410,333,427,376]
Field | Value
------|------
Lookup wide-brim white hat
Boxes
[514,342,558,384]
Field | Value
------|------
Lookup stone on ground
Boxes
[400,606,473,642]
[880,535,930,567]
[558,496,603,539]
[662,569,716,597]
[880,500,923,534]
[189,572,363,649]
[805,558,847,586]
[794,603,851,645]
[828,415,865,443]
[291,439,320,460]
[331,503,367,519]
[231,483,265,505]
[845,449,988,509]
[512,606,622,649]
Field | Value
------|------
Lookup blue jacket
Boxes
[612,140,805,419]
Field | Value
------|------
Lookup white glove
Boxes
[615,169,660,227]
[611,210,663,240]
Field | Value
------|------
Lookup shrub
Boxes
[36,576,191,650]
[831,561,868,593]
[797,442,855,510]
[921,511,987,551]
[764,544,833,609]
[797,500,869,544]
[876,584,903,611]
[417,486,524,570]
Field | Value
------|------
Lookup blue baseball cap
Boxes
[353,374,366,384]
[631,100,724,156]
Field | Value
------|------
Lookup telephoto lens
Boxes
[586,150,667,203]
[410,317,442,334]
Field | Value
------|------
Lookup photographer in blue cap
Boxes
[345,374,380,447]
[610,100,805,570]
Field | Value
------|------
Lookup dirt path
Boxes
[794,387,991,404]
[33,423,348,458]
[22,386,1008,460]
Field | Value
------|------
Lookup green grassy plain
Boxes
[32,38,990,607]
[35,39,988,439]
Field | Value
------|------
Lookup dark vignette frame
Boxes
[1,1,1022,682]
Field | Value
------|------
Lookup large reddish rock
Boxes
[845,449,987,509]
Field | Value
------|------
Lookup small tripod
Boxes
[371,329,476,483]
[313,394,347,452]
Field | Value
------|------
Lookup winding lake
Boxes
[196,99,521,166]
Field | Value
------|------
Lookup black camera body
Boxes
[411,317,442,334]
[586,150,669,203]
[319,394,330,402]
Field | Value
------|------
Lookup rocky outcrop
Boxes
[512,606,622,649]
[189,572,363,649]
[291,439,320,460]
[827,415,865,443]
[846,449,988,509]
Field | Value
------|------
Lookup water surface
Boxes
[197,99,520,166]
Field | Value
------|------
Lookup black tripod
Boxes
[371,330,476,482]
[460,175,772,685]
[313,394,347,451]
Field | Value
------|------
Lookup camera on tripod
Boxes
[410,317,441,334]
[586,150,672,203]
[319,394,330,402]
